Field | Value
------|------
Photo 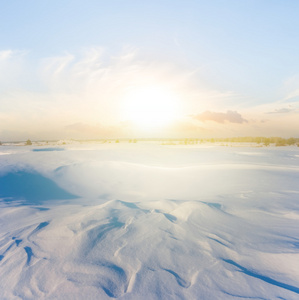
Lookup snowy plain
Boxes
[0,143,299,300]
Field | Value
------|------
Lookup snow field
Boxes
[0,144,299,299]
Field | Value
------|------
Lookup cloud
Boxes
[193,110,248,124]
[0,50,13,61]
[42,53,75,75]
[265,107,295,114]
[284,91,299,103]
[0,49,28,65]
[282,74,299,103]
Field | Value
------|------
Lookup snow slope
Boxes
[0,144,299,299]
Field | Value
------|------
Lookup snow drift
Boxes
[0,144,299,299]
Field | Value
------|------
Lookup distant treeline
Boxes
[162,137,299,146]
[1,137,299,147]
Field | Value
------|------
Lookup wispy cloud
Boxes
[1,47,206,139]
[42,53,75,75]
[0,49,28,63]
[192,110,248,124]
[282,74,299,103]
[2,47,298,140]
[0,50,13,60]
[265,107,295,114]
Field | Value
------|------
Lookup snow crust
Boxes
[1,144,299,299]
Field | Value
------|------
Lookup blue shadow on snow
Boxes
[32,148,64,152]
[0,170,78,204]
[223,259,299,295]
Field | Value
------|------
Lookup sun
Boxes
[122,86,179,129]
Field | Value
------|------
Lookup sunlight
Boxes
[122,86,179,129]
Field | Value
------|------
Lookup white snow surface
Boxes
[1,143,299,299]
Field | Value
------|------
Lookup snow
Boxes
[0,143,299,299]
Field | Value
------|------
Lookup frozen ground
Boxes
[0,143,299,299]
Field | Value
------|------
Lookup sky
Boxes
[1,0,299,141]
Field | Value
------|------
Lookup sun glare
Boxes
[122,86,179,129]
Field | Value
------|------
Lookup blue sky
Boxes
[1,0,299,140]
